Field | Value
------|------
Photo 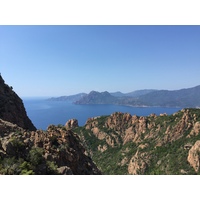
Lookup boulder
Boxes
[57,166,73,175]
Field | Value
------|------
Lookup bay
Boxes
[22,98,182,130]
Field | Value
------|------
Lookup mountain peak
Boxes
[75,90,116,104]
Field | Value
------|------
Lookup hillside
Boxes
[73,108,200,175]
[0,119,101,175]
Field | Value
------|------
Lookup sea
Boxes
[22,98,182,130]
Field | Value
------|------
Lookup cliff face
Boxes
[75,108,200,175]
[0,75,36,131]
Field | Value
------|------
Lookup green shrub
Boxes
[29,147,44,166]
[9,137,26,158]
[0,157,20,175]
[46,161,58,175]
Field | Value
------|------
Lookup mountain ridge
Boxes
[49,85,200,108]
[74,85,200,108]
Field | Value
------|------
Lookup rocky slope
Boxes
[0,119,101,175]
[74,108,200,174]
[0,75,36,131]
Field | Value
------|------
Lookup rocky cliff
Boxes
[74,108,200,174]
[0,75,36,131]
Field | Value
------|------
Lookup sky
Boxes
[1,25,200,97]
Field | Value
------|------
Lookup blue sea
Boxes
[22,98,182,130]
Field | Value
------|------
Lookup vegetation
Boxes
[0,141,58,175]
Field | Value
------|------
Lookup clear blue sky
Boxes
[1,25,200,97]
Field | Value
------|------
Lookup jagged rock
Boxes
[92,127,107,140]
[98,145,107,152]
[119,157,128,166]
[180,169,188,174]
[189,122,200,136]
[0,75,36,131]
[187,140,200,172]
[65,119,79,129]
[184,143,192,150]
[128,150,151,175]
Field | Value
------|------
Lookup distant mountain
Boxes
[75,89,158,105]
[75,91,118,104]
[49,85,200,108]
[48,93,87,102]
[49,89,157,102]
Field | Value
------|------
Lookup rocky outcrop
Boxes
[65,119,79,129]
[128,150,151,175]
[187,140,200,172]
[189,122,200,137]
[0,120,101,175]
[0,75,36,131]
